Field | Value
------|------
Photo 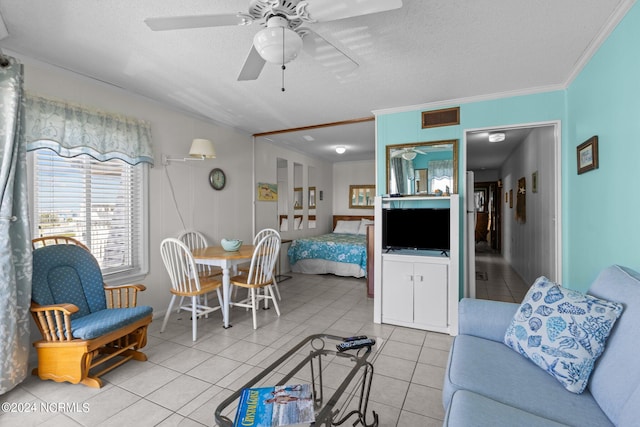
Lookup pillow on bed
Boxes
[357,219,374,235]
[333,220,360,234]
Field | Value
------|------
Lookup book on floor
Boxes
[233,384,315,427]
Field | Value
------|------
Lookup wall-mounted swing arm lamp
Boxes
[162,138,216,165]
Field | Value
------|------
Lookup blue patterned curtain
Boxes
[0,58,31,394]
[23,93,154,166]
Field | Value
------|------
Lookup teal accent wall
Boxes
[565,3,640,289]
[377,2,640,294]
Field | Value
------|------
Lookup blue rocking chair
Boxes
[30,236,153,388]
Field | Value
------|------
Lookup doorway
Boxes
[464,122,561,300]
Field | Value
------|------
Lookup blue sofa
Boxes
[442,265,640,426]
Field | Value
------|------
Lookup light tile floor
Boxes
[1,273,452,427]
[475,252,531,303]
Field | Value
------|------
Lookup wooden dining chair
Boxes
[177,229,222,279]
[237,228,282,301]
[230,233,281,329]
[160,238,223,341]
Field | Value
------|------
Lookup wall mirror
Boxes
[349,185,375,208]
[386,139,458,196]
[277,158,289,232]
[309,187,316,209]
[293,188,303,209]
[308,166,316,229]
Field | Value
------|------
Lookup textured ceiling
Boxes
[0,0,631,164]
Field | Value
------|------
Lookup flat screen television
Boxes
[382,208,450,252]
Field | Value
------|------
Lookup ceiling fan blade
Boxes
[238,45,266,81]
[300,28,358,75]
[303,0,402,22]
[145,13,252,31]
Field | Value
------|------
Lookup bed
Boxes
[287,215,374,278]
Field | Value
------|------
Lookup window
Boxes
[30,149,148,281]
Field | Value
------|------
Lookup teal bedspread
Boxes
[287,233,367,273]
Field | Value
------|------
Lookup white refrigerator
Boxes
[465,171,476,299]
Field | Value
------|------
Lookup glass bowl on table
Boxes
[221,238,242,252]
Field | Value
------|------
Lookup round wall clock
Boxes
[209,168,226,190]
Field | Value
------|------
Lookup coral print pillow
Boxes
[504,276,623,394]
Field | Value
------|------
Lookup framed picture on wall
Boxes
[577,136,599,174]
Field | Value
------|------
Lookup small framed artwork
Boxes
[532,171,538,193]
[577,136,599,174]
[474,189,487,212]
[257,182,277,201]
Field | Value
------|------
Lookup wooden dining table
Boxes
[191,244,255,328]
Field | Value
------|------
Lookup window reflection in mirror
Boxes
[386,139,458,196]
[309,166,316,229]
[294,163,304,229]
[277,158,288,232]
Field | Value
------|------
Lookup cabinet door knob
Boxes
[415,275,424,282]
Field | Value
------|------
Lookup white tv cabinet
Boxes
[373,195,459,335]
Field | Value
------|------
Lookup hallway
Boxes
[475,252,530,303]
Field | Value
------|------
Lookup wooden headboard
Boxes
[332,215,374,230]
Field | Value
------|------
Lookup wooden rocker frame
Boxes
[31,236,153,388]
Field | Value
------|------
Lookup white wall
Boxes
[333,160,376,215]
[500,126,556,283]
[20,55,254,315]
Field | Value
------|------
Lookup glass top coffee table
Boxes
[214,333,380,426]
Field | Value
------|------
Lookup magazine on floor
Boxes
[233,384,315,427]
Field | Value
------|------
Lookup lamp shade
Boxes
[189,138,216,158]
[253,17,303,64]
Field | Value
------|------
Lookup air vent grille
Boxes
[421,107,460,129]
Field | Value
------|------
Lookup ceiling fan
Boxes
[392,147,429,160]
[145,0,403,81]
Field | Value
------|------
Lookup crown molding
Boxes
[372,83,566,116]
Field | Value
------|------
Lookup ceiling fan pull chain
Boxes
[281,26,286,92]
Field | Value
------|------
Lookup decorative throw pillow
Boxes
[504,276,623,394]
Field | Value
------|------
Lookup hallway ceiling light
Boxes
[335,146,346,154]
[489,132,506,143]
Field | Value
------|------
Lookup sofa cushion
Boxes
[444,390,569,427]
[443,334,613,427]
[587,265,640,425]
[70,306,153,340]
[504,276,623,393]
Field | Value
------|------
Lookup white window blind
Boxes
[31,150,147,278]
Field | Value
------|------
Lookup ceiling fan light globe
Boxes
[402,151,417,160]
[253,27,303,64]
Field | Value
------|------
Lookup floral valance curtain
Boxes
[23,94,154,166]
